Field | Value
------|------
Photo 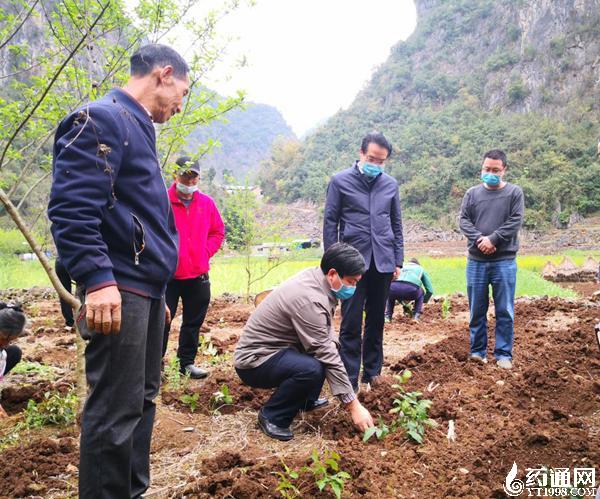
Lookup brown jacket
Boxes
[234,267,354,399]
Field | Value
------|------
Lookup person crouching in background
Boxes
[0,303,26,418]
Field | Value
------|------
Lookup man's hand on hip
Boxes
[86,285,122,335]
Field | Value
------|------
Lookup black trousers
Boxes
[339,259,393,389]
[79,291,164,499]
[162,276,211,367]
[3,345,22,375]
[236,348,326,427]
[55,259,74,326]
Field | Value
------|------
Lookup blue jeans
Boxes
[466,258,517,361]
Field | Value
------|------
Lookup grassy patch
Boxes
[1,251,594,298]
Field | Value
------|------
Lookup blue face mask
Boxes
[362,162,383,179]
[331,274,356,300]
[481,172,501,186]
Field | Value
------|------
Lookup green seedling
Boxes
[303,450,351,499]
[164,356,189,392]
[390,370,437,444]
[363,418,390,442]
[23,391,78,429]
[199,336,219,357]
[210,384,234,415]
[273,459,301,498]
[180,393,200,413]
[441,297,451,319]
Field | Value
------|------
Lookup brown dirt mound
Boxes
[182,451,278,498]
[0,436,78,498]
[205,298,253,327]
[180,297,600,497]
[161,368,271,415]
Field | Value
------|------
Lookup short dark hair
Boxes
[320,243,366,277]
[130,44,189,79]
[360,131,392,158]
[0,303,26,339]
[409,257,420,265]
[483,149,507,167]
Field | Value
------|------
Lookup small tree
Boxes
[221,176,290,300]
[0,0,248,400]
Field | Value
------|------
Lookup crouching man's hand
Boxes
[347,399,374,432]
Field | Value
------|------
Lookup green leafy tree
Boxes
[0,0,248,400]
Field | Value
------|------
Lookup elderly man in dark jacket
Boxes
[323,131,404,392]
[48,44,189,498]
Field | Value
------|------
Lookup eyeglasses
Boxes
[365,155,387,166]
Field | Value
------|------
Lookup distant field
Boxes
[2,250,598,298]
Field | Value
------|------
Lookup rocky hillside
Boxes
[185,102,294,181]
[258,0,600,229]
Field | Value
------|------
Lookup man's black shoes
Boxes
[257,411,293,441]
[181,364,209,379]
[301,398,330,413]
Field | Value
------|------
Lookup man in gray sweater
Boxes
[234,243,374,441]
[459,149,524,369]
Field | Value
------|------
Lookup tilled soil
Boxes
[181,297,600,498]
[0,295,598,498]
[0,435,78,498]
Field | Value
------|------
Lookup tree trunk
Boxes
[0,186,86,408]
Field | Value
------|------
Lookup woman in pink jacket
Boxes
[162,156,225,379]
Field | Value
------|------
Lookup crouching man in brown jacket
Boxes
[234,243,374,441]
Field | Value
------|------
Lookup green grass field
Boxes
[2,250,598,298]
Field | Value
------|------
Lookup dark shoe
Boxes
[257,411,293,441]
[301,398,329,413]
[181,364,209,379]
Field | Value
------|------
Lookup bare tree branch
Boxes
[0,0,40,51]
[16,170,51,211]
[0,0,111,171]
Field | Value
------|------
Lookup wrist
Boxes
[346,399,360,411]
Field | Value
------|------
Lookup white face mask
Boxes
[176,182,198,195]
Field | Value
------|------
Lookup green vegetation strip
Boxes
[2,252,594,298]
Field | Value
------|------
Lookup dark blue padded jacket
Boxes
[323,162,404,273]
[48,89,178,298]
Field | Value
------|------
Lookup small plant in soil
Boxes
[363,417,390,442]
[302,449,351,499]
[199,336,218,357]
[441,297,451,319]
[180,393,200,413]
[210,384,234,415]
[23,390,78,429]
[164,356,189,392]
[390,370,437,444]
[273,459,301,498]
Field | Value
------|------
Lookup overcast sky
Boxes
[203,0,417,136]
